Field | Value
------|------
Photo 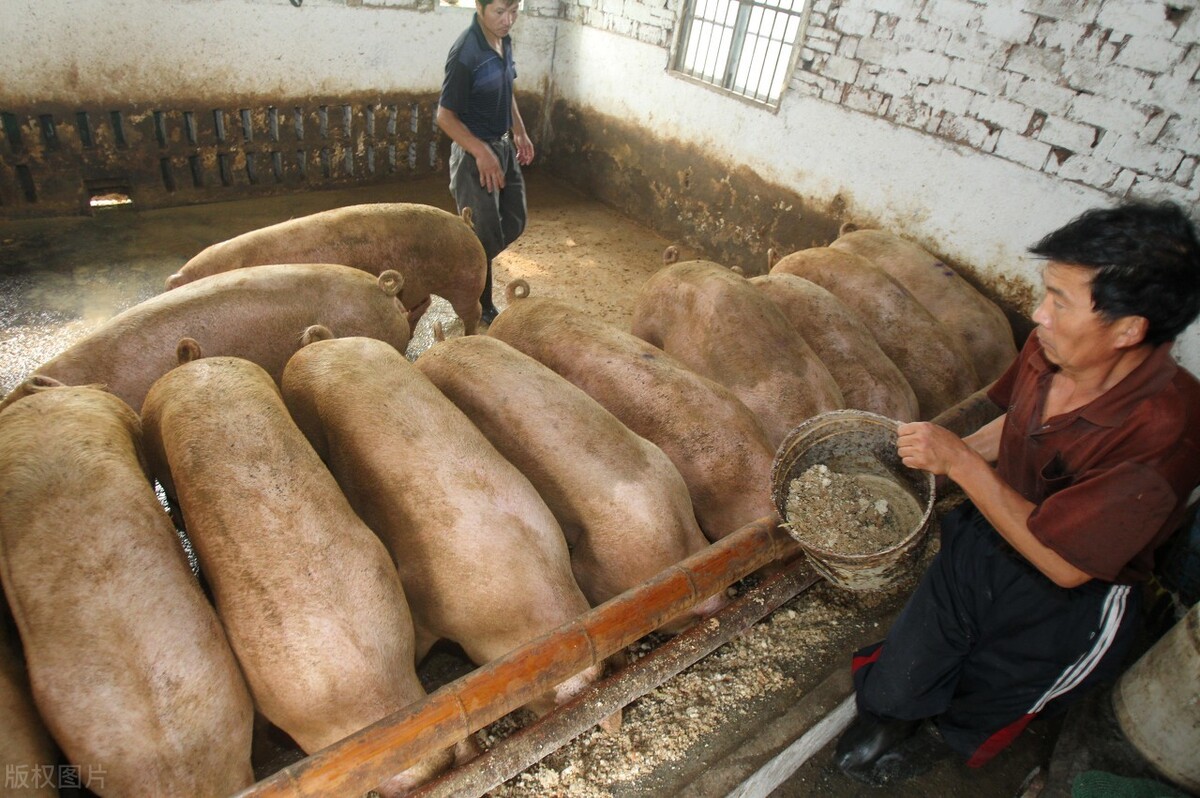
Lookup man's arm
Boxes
[511,96,534,166]
[898,421,1092,588]
[436,105,506,192]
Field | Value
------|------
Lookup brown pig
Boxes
[0,263,411,415]
[140,355,451,795]
[488,283,777,541]
[1,608,59,798]
[415,334,722,622]
[750,273,919,422]
[771,247,980,419]
[280,336,606,718]
[830,227,1018,383]
[166,203,487,333]
[0,380,255,796]
[631,256,844,448]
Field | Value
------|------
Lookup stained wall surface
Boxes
[2,0,1199,371]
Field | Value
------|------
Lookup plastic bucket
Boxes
[770,410,935,591]
[1112,601,1200,792]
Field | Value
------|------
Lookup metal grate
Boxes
[673,0,808,106]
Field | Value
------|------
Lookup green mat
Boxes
[1072,770,1191,798]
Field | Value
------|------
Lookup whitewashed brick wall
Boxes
[793,0,1199,204]
[553,0,1199,206]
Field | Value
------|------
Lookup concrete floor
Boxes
[0,171,1106,797]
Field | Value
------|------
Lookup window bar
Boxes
[725,1,752,92]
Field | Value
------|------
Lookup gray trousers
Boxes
[449,138,527,307]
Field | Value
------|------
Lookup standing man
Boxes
[438,0,534,325]
[834,201,1200,785]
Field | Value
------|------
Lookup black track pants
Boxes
[851,502,1141,766]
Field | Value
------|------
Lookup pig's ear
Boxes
[176,337,203,364]
[729,265,745,277]
[300,325,334,347]
[767,247,780,270]
[460,206,475,231]
[433,321,446,343]
[663,245,679,265]
[598,707,623,734]
[839,221,860,237]
[22,374,67,393]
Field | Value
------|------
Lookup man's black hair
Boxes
[1029,200,1200,345]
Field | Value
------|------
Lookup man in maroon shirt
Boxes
[834,201,1200,785]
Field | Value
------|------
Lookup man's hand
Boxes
[897,421,972,476]
[475,146,505,192]
[514,131,535,166]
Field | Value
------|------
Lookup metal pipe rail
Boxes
[410,556,822,797]
[235,517,797,798]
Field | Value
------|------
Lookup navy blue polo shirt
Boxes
[440,14,516,141]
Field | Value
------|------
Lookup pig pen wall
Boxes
[0,0,554,216]
[4,0,1200,375]
[538,0,1200,374]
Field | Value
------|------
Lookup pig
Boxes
[140,354,452,795]
[749,273,919,422]
[770,247,980,419]
[415,334,723,622]
[488,282,777,541]
[631,254,844,449]
[830,226,1018,383]
[0,263,410,414]
[166,203,488,333]
[280,335,607,718]
[0,379,255,796]
[1,609,59,798]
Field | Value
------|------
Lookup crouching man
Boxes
[835,200,1200,785]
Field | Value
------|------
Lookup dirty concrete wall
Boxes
[0,0,554,216]
[542,0,1200,373]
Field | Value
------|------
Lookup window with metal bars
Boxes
[672,0,809,107]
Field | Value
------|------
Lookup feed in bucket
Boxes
[770,410,936,592]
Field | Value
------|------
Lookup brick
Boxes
[914,80,976,115]
[948,57,1010,94]
[855,35,902,63]
[836,35,860,57]
[1141,108,1171,142]
[1003,76,1080,115]
[1128,173,1194,204]
[1047,151,1123,189]
[895,48,953,81]
[944,29,1015,68]
[868,66,920,97]
[808,25,844,43]
[1038,113,1100,150]
[894,17,951,51]
[890,96,935,129]
[937,111,993,148]
[834,6,877,36]
[808,36,838,55]
[1157,114,1200,150]
[1006,43,1067,76]
[978,4,1037,43]
[823,54,862,83]
[924,0,982,31]
[970,94,1035,131]
[1106,134,1185,176]
[860,0,914,15]
[1021,0,1101,24]
[1068,93,1150,133]
[1098,1,1180,37]
[1173,155,1198,187]
[1145,43,1200,105]
[1061,58,1155,95]
[1030,18,1092,52]
[994,129,1053,169]
[843,84,891,115]
[1114,35,1188,72]
[1175,7,1200,43]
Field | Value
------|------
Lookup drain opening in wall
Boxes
[86,180,133,210]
